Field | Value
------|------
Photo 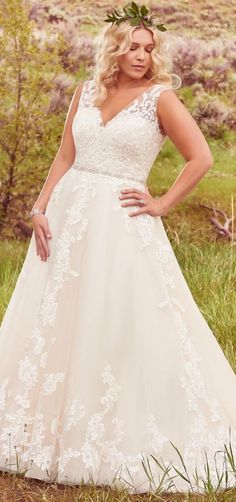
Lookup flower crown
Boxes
[104,2,167,32]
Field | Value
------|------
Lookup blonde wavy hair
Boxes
[91,20,180,107]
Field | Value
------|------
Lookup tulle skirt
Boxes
[0,166,236,494]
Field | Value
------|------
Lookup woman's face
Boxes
[117,27,155,80]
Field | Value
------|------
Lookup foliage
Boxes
[0,0,68,235]
[104,2,167,31]
[192,93,236,139]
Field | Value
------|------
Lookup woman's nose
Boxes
[136,50,145,60]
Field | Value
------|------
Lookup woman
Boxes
[0,3,236,495]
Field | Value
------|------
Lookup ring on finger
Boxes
[138,198,145,207]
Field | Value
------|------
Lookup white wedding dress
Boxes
[0,78,236,495]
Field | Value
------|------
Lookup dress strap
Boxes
[79,79,94,109]
[151,83,172,99]
[150,84,172,135]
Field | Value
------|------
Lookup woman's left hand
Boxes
[119,187,168,217]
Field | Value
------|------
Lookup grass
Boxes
[0,239,27,319]
[0,480,236,502]
[1,472,236,501]
[165,238,236,371]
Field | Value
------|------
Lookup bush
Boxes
[192,92,236,139]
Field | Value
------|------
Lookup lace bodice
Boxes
[71,79,171,184]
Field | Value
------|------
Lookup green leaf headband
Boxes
[104,1,167,32]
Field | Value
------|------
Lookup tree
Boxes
[0,0,66,237]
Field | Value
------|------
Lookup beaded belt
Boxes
[71,165,145,185]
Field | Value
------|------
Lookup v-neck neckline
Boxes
[92,81,159,129]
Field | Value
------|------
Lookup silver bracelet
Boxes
[29,207,45,219]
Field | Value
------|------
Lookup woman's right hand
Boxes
[32,214,52,261]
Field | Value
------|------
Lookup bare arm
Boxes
[31,81,84,262]
[156,89,213,213]
[32,81,84,213]
[119,90,213,218]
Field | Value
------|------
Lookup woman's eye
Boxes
[130,47,153,52]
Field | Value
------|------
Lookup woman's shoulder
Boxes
[73,79,94,100]
[152,82,173,91]
[153,82,178,101]
[75,78,94,90]
[141,81,173,101]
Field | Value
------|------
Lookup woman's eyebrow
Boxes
[131,42,155,46]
